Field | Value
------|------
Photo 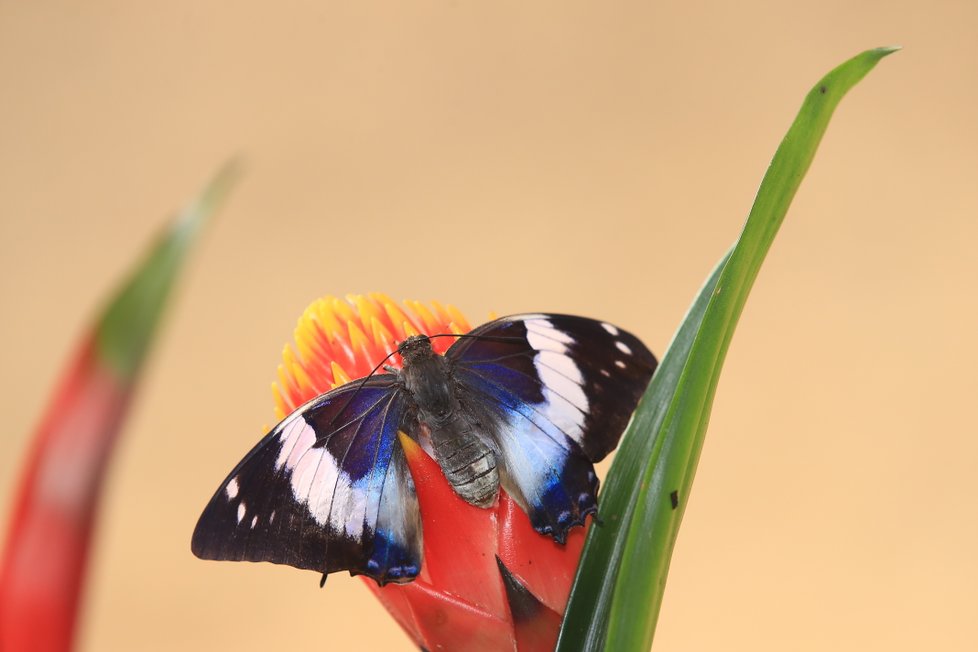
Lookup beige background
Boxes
[1,2,976,650]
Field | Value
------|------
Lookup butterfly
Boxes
[192,314,657,585]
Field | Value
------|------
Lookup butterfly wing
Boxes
[191,376,421,585]
[447,314,656,542]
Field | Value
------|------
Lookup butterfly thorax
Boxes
[399,335,500,508]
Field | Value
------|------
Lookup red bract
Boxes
[0,168,233,651]
[0,338,131,652]
[273,294,589,651]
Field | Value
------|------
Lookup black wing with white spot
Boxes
[191,376,422,585]
[446,314,656,542]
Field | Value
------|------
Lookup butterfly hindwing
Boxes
[191,376,421,585]
[446,314,657,541]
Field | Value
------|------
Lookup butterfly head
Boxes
[398,334,435,366]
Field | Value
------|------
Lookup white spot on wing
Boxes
[601,322,619,336]
[250,515,258,529]
[281,421,368,536]
[526,348,588,444]
[525,319,573,353]
[538,350,583,384]
[237,503,246,524]
[616,340,633,355]
[225,477,239,500]
[329,474,370,538]
[291,446,335,523]
[276,417,316,471]
[615,359,627,369]
[536,353,588,413]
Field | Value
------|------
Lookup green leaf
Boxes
[96,161,241,378]
[557,46,898,651]
[0,163,239,650]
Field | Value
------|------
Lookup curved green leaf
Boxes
[97,162,241,378]
[557,46,898,651]
[0,163,238,651]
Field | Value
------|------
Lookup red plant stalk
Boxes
[0,169,232,651]
[0,338,132,651]
[272,294,588,652]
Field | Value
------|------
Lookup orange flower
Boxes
[272,293,586,651]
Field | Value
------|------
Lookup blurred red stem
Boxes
[0,336,132,652]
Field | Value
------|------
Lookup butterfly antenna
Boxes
[427,332,526,344]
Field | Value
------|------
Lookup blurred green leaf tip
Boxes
[556,46,897,652]
[95,160,242,378]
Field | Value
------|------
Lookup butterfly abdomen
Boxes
[429,421,499,508]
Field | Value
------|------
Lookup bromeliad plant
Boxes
[0,165,238,651]
[264,295,616,651]
[193,294,657,652]
[0,47,894,651]
[193,47,897,651]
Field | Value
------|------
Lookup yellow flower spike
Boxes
[276,361,300,408]
[429,300,455,328]
[329,361,352,389]
[305,318,334,363]
[446,304,472,331]
[368,291,396,309]
[402,320,421,338]
[315,301,343,344]
[331,296,357,324]
[271,295,471,415]
[407,300,440,333]
[346,319,374,374]
[342,294,364,328]
[294,337,322,378]
[272,383,289,421]
[350,294,383,329]
[281,345,300,377]
[370,317,397,362]
[293,323,319,365]
[290,360,316,397]
[381,301,414,340]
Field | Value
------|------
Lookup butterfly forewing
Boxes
[191,376,422,585]
[446,314,657,541]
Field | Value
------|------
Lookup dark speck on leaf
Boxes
[819,85,827,94]
[670,490,679,510]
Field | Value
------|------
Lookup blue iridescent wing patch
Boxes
[446,314,657,542]
[191,376,421,585]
